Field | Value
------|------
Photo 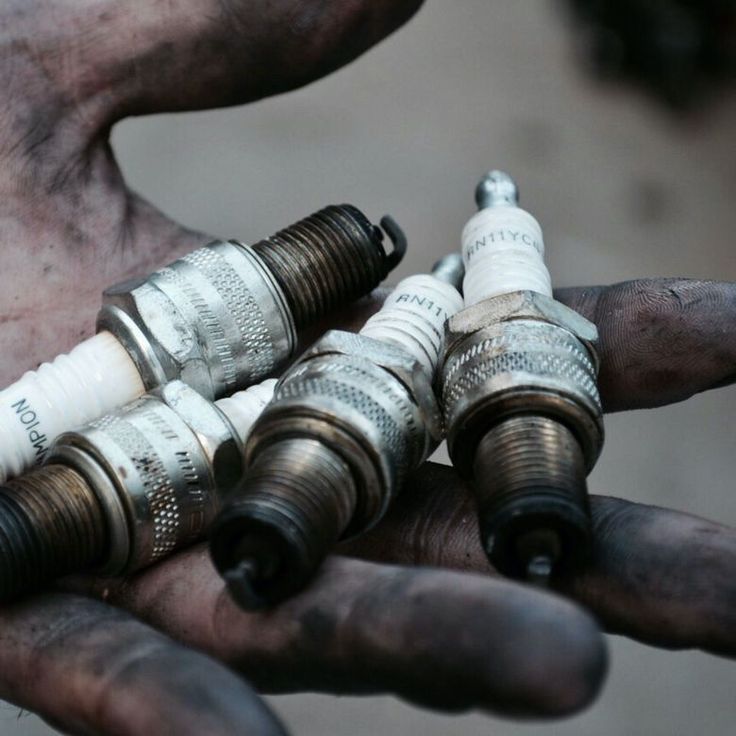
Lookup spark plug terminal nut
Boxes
[441,172,604,584]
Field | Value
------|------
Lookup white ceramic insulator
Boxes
[360,275,464,376]
[215,379,278,447]
[0,331,145,482]
[462,205,552,306]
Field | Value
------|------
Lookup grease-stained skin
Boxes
[0,0,423,383]
[341,467,736,657]
[0,2,735,735]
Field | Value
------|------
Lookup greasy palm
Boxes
[0,2,734,734]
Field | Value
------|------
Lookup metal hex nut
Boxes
[298,330,443,442]
[101,278,210,396]
[441,292,604,475]
[100,241,297,402]
[157,381,244,494]
[253,331,442,532]
[49,381,240,576]
[445,290,599,368]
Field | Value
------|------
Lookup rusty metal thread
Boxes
[211,438,357,608]
[252,205,390,329]
[0,465,105,601]
[475,416,587,508]
[472,415,591,578]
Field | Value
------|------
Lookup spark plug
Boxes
[210,254,465,609]
[441,171,604,586]
[0,379,276,602]
[0,206,405,482]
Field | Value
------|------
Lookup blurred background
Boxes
[4,1,735,734]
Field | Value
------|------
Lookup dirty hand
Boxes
[0,2,734,734]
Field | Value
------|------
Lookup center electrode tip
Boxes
[526,554,553,588]
[475,170,520,210]
[223,558,267,610]
[430,253,465,290]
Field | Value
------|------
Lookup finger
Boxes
[0,594,287,735]
[340,462,736,657]
[555,279,736,412]
[74,551,607,718]
[48,0,424,126]
[562,495,736,657]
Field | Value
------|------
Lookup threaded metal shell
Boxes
[0,465,104,601]
[211,438,357,607]
[472,415,591,578]
[475,416,587,509]
[252,205,391,329]
[238,438,356,566]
